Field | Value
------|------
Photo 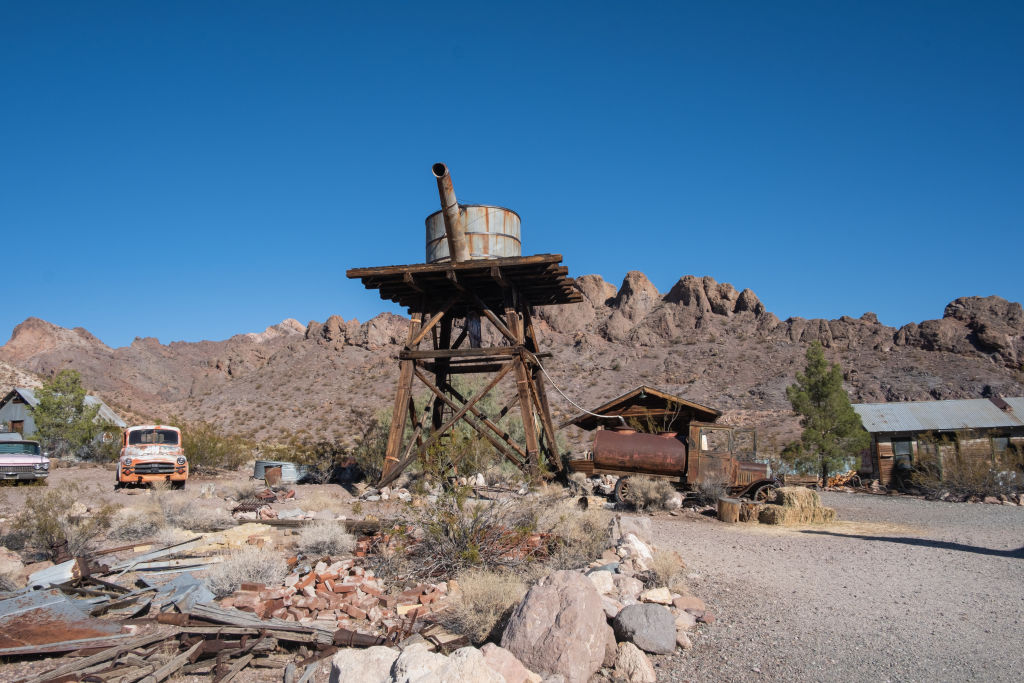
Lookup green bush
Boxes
[11,482,117,560]
[622,475,676,511]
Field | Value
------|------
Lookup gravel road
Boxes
[647,493,1024,682]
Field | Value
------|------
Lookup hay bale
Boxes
[757,486,836,525]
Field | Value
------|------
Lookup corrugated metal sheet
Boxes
[853,398,1024,433]
[13,387,126,428]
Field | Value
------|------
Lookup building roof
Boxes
[3,387,126,428]
[852,397,1024,433]
[560,385,721,431]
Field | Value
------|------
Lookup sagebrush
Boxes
[439,569,526,644]
[205,546,289,597]
[296,520,355,557]
[10,482,116,560]
[622,476,676,511]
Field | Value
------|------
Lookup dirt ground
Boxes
[647,491,1024,682]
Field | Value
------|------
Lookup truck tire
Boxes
[614,476,631,504]
[172,480,186,491]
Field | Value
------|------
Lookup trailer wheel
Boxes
[753,483,777,503]
[614,477,631,504]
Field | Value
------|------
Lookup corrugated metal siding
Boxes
[853,398,1024,433]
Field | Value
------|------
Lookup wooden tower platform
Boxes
[346,254,580,487]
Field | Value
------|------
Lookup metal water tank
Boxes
[425,205,522,263]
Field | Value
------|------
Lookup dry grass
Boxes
[295,520,355,558]
[536,495,612,570]
[439,568,527,645]
[623,476,676,511]
[109,508,163,541]
[152,491,231,532]
[9,482,116,560]
[205,546,289,598]
[693,474,728,506]
[651,549,687,590]
[299,490,348,514]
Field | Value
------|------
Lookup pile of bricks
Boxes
[220,557,449,637]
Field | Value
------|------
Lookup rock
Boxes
[698,611,715,625]
[612,574,644,601]
[391,643,448,682]
[615,517,653,542]
[674,610,698,631]
[603,627,618,668]
[601,596,624,619]
[983,496,1000,504]
[673,595,705,612]
[501,570,613,683]
[428,647,503,682]
[638,587,673,605]
[481,643,542,683]
[612,604,677,655]
[665,493,683,510]
[676,630,693,650]
[0,547,25,579]
[330,645,397,683]
[587,570,615,595]
[618,533,654,562]
[613,642,657,682]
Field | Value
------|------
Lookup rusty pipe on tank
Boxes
[432,163,470,263]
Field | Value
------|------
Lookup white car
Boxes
[0,432,50,482]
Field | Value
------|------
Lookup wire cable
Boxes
[527,351,628,427]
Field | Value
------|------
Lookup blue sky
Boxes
[2,1,1021,348]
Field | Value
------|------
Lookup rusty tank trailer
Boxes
[570,422,778,503]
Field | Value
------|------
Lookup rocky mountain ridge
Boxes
[2,272,1023,449]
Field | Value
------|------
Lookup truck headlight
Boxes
[123,457,132,466]
[177,456,186,465]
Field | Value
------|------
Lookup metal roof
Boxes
[561,385,721,431]
[852,397,1024,433]
[8,387,126,428]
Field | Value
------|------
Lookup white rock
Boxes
[391,643,447,683]
[481,643,542,683]
[429,647,503,682]
[676,630,693,650]
[330,646,397,683]
[601,596,624,619]
[674,610,698,631]
[619,533,654,562]
[587,570,615,595]
[613,642,657,683]
[639,587,673,605]
[612,574,644,601]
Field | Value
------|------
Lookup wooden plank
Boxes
[37,632,171,682]
[346,254,566,278]
[399,346,519,360]
[217,653,254,683]
[139,640,203,683]
[381,307,423,481]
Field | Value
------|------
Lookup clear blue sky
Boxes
[2,1,1021,348]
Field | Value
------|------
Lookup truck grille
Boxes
[133,462,176,475]
[2,465,34,473]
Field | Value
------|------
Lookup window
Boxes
[892,438,913,469]
[992,436,1009,454]
[128,429,179,446]
[700,428,731,453]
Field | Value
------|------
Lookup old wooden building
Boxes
[853,397,1024,485]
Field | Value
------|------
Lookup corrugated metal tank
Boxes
[425,206,521,264]
[592,430,688,477]
[253,460,311,485]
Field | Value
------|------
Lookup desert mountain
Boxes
[3,273,1023,452]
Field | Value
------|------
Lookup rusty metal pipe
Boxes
[432,163,470,263]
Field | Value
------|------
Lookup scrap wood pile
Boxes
[1,526,468,682]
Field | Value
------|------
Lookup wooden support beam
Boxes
[408,301,453,349]
[381,306,423,481]
[414,367,529,469]
[378,361,515,488]
[400,346,520,360]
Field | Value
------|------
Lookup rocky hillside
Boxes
[2,273,1023,452]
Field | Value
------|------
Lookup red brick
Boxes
[241,582,265,592]
[294,573,316,590]
[419,592,437,605]
[344,605,367,620]
[259,588,287,601]
[378,595,397,609]
[361,583,382,597]
[334,583,357,593]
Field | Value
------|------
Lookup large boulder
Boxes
[612,603,677,655]
[501,570,613,683]
[391,643,448,683]
[429,647,503,682]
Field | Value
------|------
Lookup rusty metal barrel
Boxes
[592,430,687,477]
[426,163,521,264]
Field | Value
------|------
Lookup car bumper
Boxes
[1,471,48,481]
[119,467,189,484]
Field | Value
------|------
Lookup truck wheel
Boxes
[614,477,631,504]
[753,484,777,503]
[172,481,186,491]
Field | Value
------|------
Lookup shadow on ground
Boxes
[800,529,1024,558]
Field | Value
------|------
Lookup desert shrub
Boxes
[692,473,728,506]
[622,476,676,511]
[351,409,392,484]
[296,520,355,558]
[152,490,231,532]
[109,508,163,541]
[300,490,349,513]
[205,546,288,597]
[439,568,527,645]
[651,549,687,591]
[173,418,250,472]
[229,481,264,502]
[536,494,612,570]
[10,482,116,560]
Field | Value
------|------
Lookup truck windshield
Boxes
[0,442,41,455]
[128,429,179,446]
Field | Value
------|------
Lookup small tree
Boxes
[32,370,101,458]
[785,342,869,484]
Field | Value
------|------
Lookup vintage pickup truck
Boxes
[568,422,778,502]
[0,432,49,483]
[116,424,188,489]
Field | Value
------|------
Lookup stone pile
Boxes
[220,557,449,637]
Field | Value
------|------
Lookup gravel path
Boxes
[647,493,1024,682]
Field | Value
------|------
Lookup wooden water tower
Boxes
[346,164,580,486]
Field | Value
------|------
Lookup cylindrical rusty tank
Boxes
[592,430,688,477]
[426,163,521,264]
